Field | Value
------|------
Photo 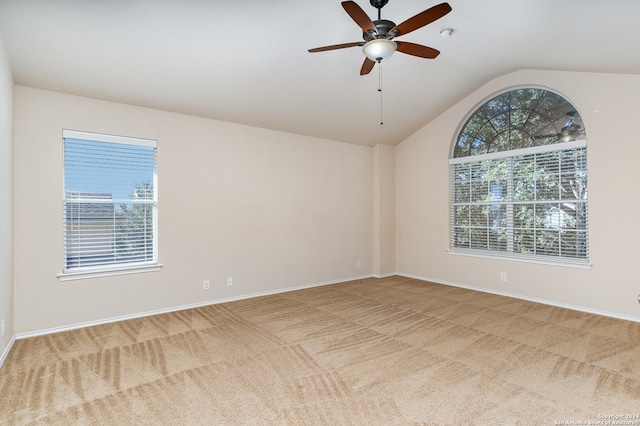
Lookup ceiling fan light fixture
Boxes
[363,39,397,62]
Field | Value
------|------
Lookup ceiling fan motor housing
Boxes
[363,19,397,41]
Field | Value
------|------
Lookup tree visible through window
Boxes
[450,88,588,264]
[62,130,158,274]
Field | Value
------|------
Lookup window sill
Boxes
[58,263,163,281]
[447,249,592,269]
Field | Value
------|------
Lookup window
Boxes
[450,88,588,265]
[61,130,159,278]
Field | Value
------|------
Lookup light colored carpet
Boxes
[2,276,640,425]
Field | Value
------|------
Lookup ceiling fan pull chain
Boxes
[378,62,383,125]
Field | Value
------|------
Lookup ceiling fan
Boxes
[308,0,452,75]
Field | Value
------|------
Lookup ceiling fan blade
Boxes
[390,2,452,37]
[360,57,375,75]
[308,42,363,53]
[342,1,377,34]
[395,41,440,59]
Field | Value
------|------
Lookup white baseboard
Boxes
[0,336,16,369]
[17,271,637,341]
[15,274,375,340]
[373,272,397,278]
[397,272,640,324]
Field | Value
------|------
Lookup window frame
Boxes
[448,87,590,268]
[59,130,161,281]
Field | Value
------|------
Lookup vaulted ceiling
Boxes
[1,0,640,147]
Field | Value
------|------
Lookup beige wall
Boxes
[11,68,640,336]
[372,144,395,276]
[0,37,13,360]
[396,69,640,320]
[13,86,373,334]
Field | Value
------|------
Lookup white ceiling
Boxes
[1,0,640,147]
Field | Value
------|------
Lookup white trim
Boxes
[373,272,397,278]
[449,139,586,164]
[17,274,373,339]
[0,336,16,369]
[63,129,157,148]
[447,249,592,269]
[58,263,162,281]
[397,272,640,324]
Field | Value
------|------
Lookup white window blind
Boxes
[449,87,589,266]
[450,143,588,264]
[62,130,158,273]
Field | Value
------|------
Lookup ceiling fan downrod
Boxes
[370,0,388,19]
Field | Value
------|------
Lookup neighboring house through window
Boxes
[61,130,159,279]
[449,87,588,265]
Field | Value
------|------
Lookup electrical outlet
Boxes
[227,277,233,287]
[1,319,5,337]
[500,272,507,282]
[202,280,210,291]
[356,260,361,269]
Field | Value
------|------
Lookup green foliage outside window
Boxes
[451,88,588,262]
[115,182,154,263]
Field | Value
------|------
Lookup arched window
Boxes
[449,87,588,264]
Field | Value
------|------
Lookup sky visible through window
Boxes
[64,138,155,202]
